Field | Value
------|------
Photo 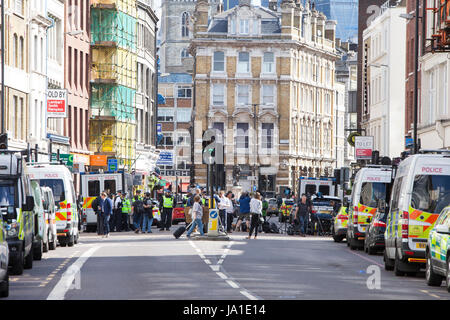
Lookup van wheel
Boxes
[394,251,405,277]
[10,251,24,275]
[68,235,75,247]
[74,233,79,244]
[0,273,9,298]
[426,251,443,286]
[33,240,43,261]
[367,245,376,255]
[384,250,394,271]
[333,235,343,243]
[446,258,450,293]
[349,238,357,250]
[43,236,49,253]
[49,236,56,250]
[24,249,33,269]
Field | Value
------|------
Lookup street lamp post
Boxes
[413,0,420,154]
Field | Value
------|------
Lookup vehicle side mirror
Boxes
[435,224,450,234]
[377,199,386,213]
[24,196,35,212]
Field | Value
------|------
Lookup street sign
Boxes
[247,176,258,181]
[253,185,257,192]
[157,123,162,133]
[355,136,374,160]
[47,89,68,118]
[107,158,118,172]
[156,151,173,166]
[51,153,73,169]
[207,209,219,236]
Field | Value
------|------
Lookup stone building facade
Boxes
[190,0,339,195]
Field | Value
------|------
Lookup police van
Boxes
[0,152,35,275]
[347,165,394,250]
[297,177,335,197]
[384,151,450,276]
[26,163,79,247]
[80,171,133,232]
[29,180,47,260]
[0,201,9,297]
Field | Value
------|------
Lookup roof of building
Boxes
[158,73,192,84]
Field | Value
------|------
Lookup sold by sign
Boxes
[355,136,374,160]
[47,89,67,118]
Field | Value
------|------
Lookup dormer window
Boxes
[240,19,249,34]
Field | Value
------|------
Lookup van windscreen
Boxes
[318,185,330,195]
[305,184,316,196]
[411,175,450,214]
[0,182,15,206]
[38,179,65,204]
[360,182,386,208]
[88,180,100,197]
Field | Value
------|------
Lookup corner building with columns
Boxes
[190,0,339,195]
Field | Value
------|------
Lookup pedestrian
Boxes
[217,191,230,232]
[247,193,262,239]
[113,191,123,232]
[132,194,144,233]
[294,194,310,237]
[142,192,154,233]
[121,192,131,231]
[184,191,194,227]
[235,192,251,232]
[92,194,104,235]
[160,190,174,231]
[262,196,268,223]
[101,192,113,238]
[186,195,205,239]
[225,191,234,233]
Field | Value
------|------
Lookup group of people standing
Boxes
[92,190,131,238]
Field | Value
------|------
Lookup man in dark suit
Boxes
[101,192,113,238]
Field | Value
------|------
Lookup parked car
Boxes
[364,208,388,255]
[172,202,186,225]
[332,206,349,243]
[0,210,9,297]
[425,205,450,292]
[41,187,57,251]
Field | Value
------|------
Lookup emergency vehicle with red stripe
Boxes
[384,150,450,276]
[347,165,395,250]
[26,164,79,247]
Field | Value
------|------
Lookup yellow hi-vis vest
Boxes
[122,199,131,214]
[163,196,174,208]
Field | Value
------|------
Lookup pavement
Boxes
[4,221,450,300]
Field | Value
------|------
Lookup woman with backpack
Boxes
[247,192,263,240]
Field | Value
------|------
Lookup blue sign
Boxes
[405,137,413,147]
[157,123,162,133]
[253,185,257,192]
[157,94,166,105]
[210,210,218,219]
[107,158,118,172]
[156,151,173,166]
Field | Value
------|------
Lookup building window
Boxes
[262,123,274,149]
[177,86,192,98]
[176,108,191,122]
[15,0,23,15]
[181,48,189,58]
[213,84,225,106]
[213,51,225,72]
[176,131,191,146]
[262,85,275,105]
[237,52,250,73]
[263,52,274,73]
[230,18,236,34]
[161,132,173,146]
[19,36,24,69]
[157,108,174,122]
[181,12,189,38]
[428,69,436,125]
[236,123,249,149]
[213,122,224,137]
[13,34,18,68]
[237,85,250,105]
[240,19,249,34]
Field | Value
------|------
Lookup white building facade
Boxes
[362,4,406,159]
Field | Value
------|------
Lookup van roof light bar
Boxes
[418,149,450,155]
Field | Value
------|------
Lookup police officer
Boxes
[160,190,174,231]
[113,191,123,232]
[121,192,131,231]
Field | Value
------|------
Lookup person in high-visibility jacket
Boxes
[160,190,174,231]
[121,192,131,231]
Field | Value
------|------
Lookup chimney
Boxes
[194,0,210,34]
[335,38,341,48]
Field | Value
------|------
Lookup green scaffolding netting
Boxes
[90,84,136,121]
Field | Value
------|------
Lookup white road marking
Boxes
[210,265,220,271]
[47,246,100,300]
[226,280,239,288]
[218,259,224,265]
[204,259,211,264]
[240,290,258,300]
[216,272,228,280]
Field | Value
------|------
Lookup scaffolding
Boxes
[89,0,138,171]
[91,9,137,51]
[91,48,137,88]
[426,0,450,51]
[91,84,136,121]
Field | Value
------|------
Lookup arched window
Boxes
[19,36,24,69]
[13,34,18,68]
[181,12,189,37]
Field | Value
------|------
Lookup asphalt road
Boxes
[4,222,450,300]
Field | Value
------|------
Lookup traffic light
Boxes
[371,150,380,164]
[334,169,341,185]
[0,133,8,150]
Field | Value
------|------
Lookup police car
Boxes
[425,205,450,292]
[0,207,9,297]
[332,205,348,243]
